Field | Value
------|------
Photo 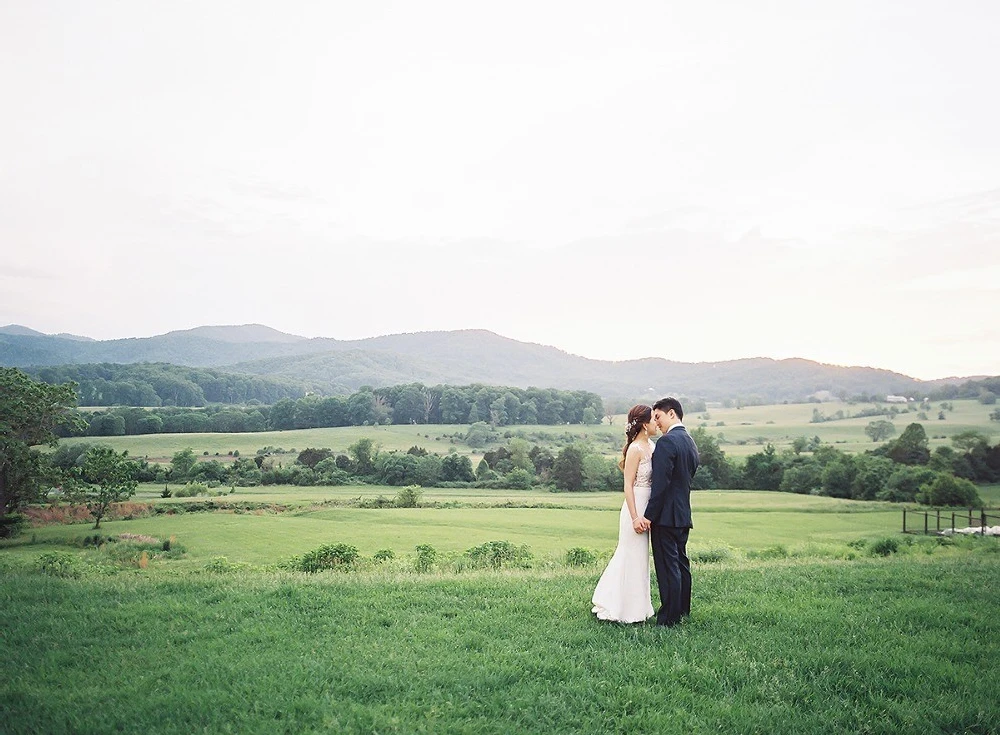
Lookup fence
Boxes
[902,507,1000,536]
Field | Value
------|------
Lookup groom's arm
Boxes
[644,435,675,524]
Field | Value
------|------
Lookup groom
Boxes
[637,397,700,626]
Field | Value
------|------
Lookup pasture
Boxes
[61,398,999,462]
[3,484,1000,733]
[5,399,999,733]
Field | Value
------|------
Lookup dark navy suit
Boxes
[643,425,700,626]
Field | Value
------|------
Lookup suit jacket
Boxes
[644,425,700,528]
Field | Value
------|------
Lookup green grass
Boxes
[56,399,998,466]
[2,556,998,734]
[9,488,910,566]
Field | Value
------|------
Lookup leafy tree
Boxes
[440,453,475,482]
[170,448,198,479]
[376,453,419,486]
[689,428,735,488]
[885,423,930,465]
[979,390,997,405]
[850,455,896,501]
[917,474,982,507]
[821,456,856,498]
[528,445,554,477]
[864,420,896,443]
[582,454,618,491]
[779,459,822,494]
[552,445,585,491]
[742,444,784,491]
[297,448,334,469]
[412,455,442,487]
[475,458,494,481]
[878,466,939,502]
[0,368,84,524]
[465,422,492,449]
[348,438,378,476]
[72,446,139,529]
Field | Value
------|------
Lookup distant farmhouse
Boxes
[885,395,910,403]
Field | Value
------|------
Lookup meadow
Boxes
[4,399,999,733]
[61,398,999,462]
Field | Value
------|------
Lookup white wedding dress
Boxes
[591,440,655,623]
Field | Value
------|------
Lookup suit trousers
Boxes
[650,525,691,626]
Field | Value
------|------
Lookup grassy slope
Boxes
[2,557,997,734]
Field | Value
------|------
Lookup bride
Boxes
[591,404,657,623]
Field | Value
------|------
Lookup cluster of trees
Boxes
[1,368,140,535]
[70,384,606,436]
[29,363,305,407]
[709,424,998,507]
[927,377,1000,404]
[135,433,621,493]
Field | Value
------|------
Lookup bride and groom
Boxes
[592,397,700,626]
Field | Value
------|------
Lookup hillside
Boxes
[0,324,979,401]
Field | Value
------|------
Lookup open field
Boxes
[2,555,998,734]
[58,399,998,462]
[3,484,999,733]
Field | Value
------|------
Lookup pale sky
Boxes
[1,1,998,380]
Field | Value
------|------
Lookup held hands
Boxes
[632,516,650,534]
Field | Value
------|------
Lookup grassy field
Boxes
[59,399,998,463]
[3,484,999,733]
[2,555,998,734]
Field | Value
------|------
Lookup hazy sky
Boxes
[2,1,998,379]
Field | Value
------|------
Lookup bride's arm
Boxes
[622,444,641,521]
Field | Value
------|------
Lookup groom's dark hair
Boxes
[653,397,683,420]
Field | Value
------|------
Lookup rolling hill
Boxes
[0,324,977,401]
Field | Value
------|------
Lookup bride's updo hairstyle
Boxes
[619,404,652,470]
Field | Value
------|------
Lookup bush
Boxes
[373,549,395,563]
[690,547,733,564]
[159,486,172,498]
[870,537,899,557]
[565,547,597,567]
[414,544,437,572]
[747,545,788,560]
[38,551,83,578]
[394,485,423,508]
[294,543,360,572]
[173,481,208,498]
[917,474,983,507]
[465,540,533,570]
[504,468,534,490]
[0,513,27,539]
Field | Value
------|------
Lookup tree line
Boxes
[68,384,606,436]
[694,423,999,507]
[27,363,305,407]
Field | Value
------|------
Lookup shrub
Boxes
[295,543,360,572]
[870,537,899,557]
[38,551,83,578]
[159,486,172,498]
[394,485,423,508]
[465,540,533,570]
[917,474,983,507]
[565,547,597,567]
[373,549,395,563]
[173,482,209,498]
[504,468,534,490]
[414,544,437,572]
[204,556,247,573]
[690,547,733,564]
[0,513,27,539]
[747,545,788,560]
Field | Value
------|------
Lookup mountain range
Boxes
[0,324,983,401]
